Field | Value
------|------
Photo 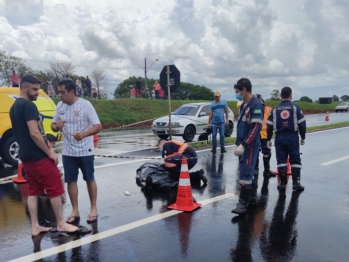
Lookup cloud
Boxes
[0,0,349,101]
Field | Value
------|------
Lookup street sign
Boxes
[159,65,180,93]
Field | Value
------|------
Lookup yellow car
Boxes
[0,88,59,166]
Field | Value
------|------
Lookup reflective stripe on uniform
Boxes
[267,120,273,125]
[251,118,263,124]
[293,106,298,131]
[239,180,252,184]
[298,118,305,124]
[291,164,302,168]
[241,116,251,122]
[178,144,189,154]
[277,163,287,167]
[273,109,277,131]
[164,162,176,168]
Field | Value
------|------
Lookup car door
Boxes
[197,105,210,133]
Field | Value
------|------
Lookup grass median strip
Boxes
[189,121,349,149]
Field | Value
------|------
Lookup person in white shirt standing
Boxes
[51,80,102,224]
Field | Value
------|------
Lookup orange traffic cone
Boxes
[12,157,27,183]
[168,158,201,212]
[286,158,291,175]
[325,111,329,121]
[93,134,98,141]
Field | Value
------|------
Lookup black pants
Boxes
[155,90,160,99]
[164,155,201,183]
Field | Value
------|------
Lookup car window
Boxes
[339,103,348,106]
[173,104,200,116]
[199,105,210,115]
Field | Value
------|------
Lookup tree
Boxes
[340,95,349,101]
[50,60,75,80]
[269,89,281,101]
[332,95,339,101]
[114,76,146,98]
[113,76,214,100]
[0,50,29,86]
[91,68,107,99]
[300,96,313,103]
[170,82,214,100]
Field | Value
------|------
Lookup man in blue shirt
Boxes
[232,78,263,215]
[207,91,229,154]
[267,86,306,192]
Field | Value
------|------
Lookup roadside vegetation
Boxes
[52,98,342,127]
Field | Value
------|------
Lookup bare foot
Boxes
[31,226,52,237]
[57,222,79,233]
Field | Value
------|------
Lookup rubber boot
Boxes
[231,186,251,215]
[263,154,276,177]
[249,181,258,206]
[292,169,305,192]
[211,147,216,154]
[277,170,287,191]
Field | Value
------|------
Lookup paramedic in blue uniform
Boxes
[157,139,207,185]
[267,86,306,192]
[231,78,264,215]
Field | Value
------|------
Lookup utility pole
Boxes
[166,65,172,140]
[144,58,147,90]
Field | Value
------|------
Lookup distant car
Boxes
[335,102,349,112]
[151,102,235,142]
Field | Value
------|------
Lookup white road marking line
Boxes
[8,193,234,262]
[0,174,17,182]
[321,155,349,166]
[94,159,147,169]
[307,126,349,135]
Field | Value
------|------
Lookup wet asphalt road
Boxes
[1,115,349,261]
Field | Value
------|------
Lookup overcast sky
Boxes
[0,0,348,100]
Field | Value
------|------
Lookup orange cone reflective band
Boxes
[12,157,27,184]
[325,112,329,121]
[168,158,201,212]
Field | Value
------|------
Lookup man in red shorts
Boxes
[9,75,78,237]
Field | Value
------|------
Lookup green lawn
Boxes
[52,98,340,126]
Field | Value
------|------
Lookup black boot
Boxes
[211,147,216,154]
[199,169,208,185]
[292,169,305,192]
[249,182,258,206]
[145,176,153,194]
[277,170,287,191]
[263,154,276,177]
[231,186,251,215]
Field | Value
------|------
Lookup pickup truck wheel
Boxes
[0,136,19,166]
[182,126,195,142]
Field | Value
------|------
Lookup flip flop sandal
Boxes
[66,216,80,224]
[51,226,92,236]
[87,215,98,224]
